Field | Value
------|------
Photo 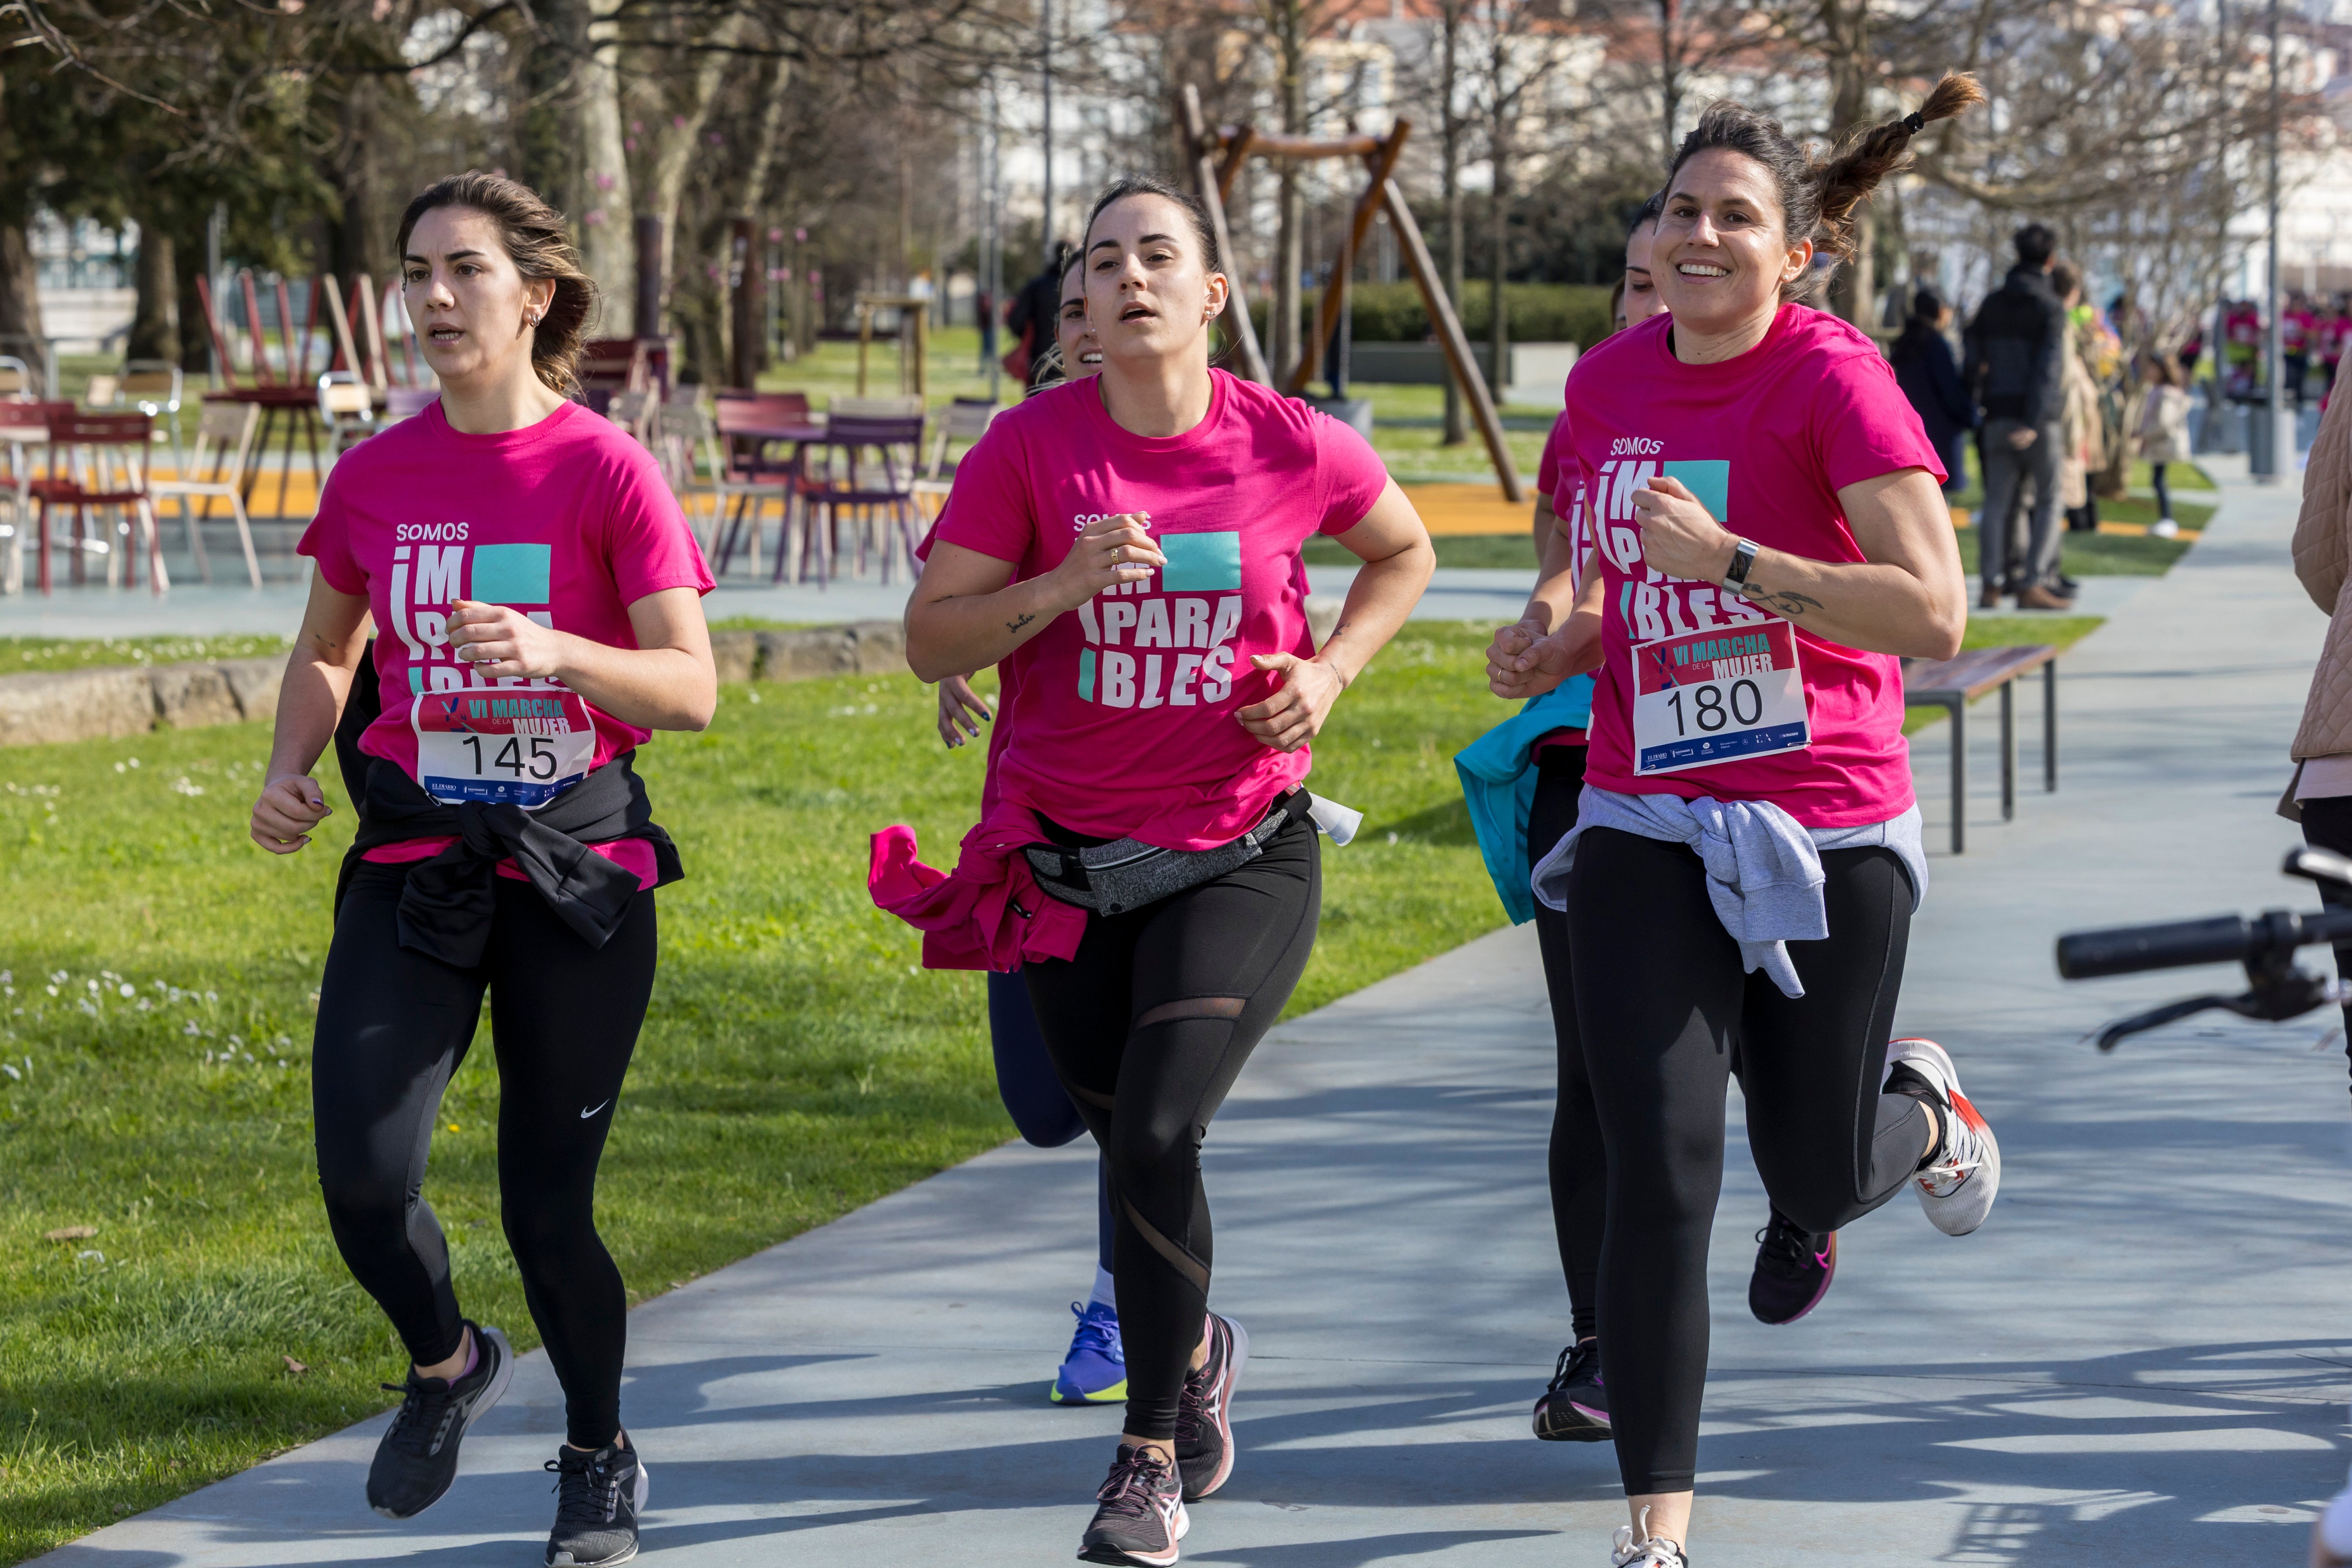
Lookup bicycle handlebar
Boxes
[2055,907,2352,979]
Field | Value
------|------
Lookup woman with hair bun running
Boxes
[249,171,715,1568]
[898,172,1432,1566]
[1491,77,2000,1567]
[1490,188,1667,1452]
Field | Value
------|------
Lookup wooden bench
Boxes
[1901,645,2060,854]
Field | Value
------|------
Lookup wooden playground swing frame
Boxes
[1177,84,1526,502]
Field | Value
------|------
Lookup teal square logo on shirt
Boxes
[1661,460,1730,523]
[1159,531,1242,592]
[471,544,551,605]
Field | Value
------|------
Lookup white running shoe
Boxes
[1610,1521,1690,1567]
[1886,1037,2001,1236]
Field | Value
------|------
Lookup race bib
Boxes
[411,684,595,807]
[1630,620,1809,775]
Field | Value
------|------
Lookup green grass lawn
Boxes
[0,623,1521,1563]
[0,635,291,676]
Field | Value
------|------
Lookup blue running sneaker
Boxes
[1051,1301,1128,1406]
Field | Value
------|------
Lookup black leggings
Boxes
[1565,827,1929,1495]
[1529,748,1603,1343]
[988,968,1116,1273]
[1022,814,1320,1439]
[2301,794,2352,1099]
[314,860,656,1450]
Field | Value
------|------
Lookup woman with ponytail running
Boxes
[1491,79,1999,1567]
[249,172,714,1568]
[899,173,1432,1566]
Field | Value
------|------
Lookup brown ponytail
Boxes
[1811,74,1986,264]
[395,171,599,396]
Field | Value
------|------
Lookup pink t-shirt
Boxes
[1536,412,1571,501]
[301,398,713,881]
[914,519,1022,817]
[1564,304,1944,827]
[934,370,1390,849]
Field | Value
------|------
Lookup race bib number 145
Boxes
[411,685,595,808]
[1630,620,1810,775]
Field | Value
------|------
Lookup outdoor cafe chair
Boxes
[0,402,43,595]
[318,371,377,469]
[674,403,800,579]
[0,355,35,401]
[710,396,822,578]
[29,411,167,594]
[924,397,1000,478]
[122,360,185,458]
[795,413,925,585]
[149,399,263,589]
[83,374,120,409]
[606,389,656,445]
[829,395,925,422]
[2,402,82,594]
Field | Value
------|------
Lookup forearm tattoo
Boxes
[1005,612,1035,634]
[1741,583,1822,618]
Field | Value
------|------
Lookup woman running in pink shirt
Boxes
[905,173,1433,1567]
[1492,79,2001,1567]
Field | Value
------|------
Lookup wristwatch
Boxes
[1720,537,1760,597]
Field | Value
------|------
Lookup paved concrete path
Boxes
[35,457,2352,1566]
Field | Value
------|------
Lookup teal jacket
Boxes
[1453,678,1594,925]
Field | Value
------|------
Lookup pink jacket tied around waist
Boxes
[868,802,1086,972]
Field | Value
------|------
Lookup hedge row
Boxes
[1253,281,1616,347]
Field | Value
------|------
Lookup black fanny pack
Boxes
[1023,790,1306,915]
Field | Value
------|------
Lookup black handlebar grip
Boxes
[2055,915,2254,979]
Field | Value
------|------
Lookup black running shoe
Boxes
[1079,1444,1188,1566]
[1531,1340,1610,1441]
[1172,1311,1248,1502]
[545,1438,650,1567]
[1750,1209,1838,1325]
[366,1321,514,1519]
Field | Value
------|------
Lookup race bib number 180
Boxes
[412,685,596,808]
[1630,620,1810,775]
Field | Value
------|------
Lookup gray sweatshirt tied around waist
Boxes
[1529,784,1928,999]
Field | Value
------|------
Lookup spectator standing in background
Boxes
[1891,286,1977,517]
[2225,298,2263,402]
[1963,222,2071,609]
[2286,292,2315,409]
[2051,260,2104,541]
[1001,241,1073,389]
[2320,296,2347,407]
[2135,353,2193,540]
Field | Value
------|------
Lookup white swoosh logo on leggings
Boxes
[580,1101,610,1119]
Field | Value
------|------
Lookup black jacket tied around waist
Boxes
[336,750,683,969]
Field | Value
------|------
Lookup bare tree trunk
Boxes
[521,0,634,323]
[1440,0,1466,446]
[1271,0,1307,386]
[579,0,636,323]
[1659,0,1681,165]
[0,223,44,353]
[638,7,747,336]
[726,59,791,383]
[1824,6,1871,326]
[128,222,179,365]
[332,75,393,289]
[1489,127,1509,404]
